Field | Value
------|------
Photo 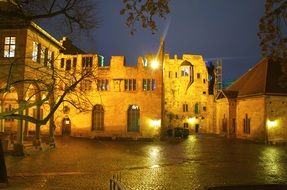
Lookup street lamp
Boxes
[150,59,159,69]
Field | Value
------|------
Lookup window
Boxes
[147,79,151,91]
[124,79,136,91]
[97,79,109,91]
[66,59,71,71]
[143,79,156,91]
[143,79,147,91]
[47,50,53,68]
[81,79,92,91]
[243,114,251,134]
[168,71,171,78]
[73,57,77,68]
[40,46,46,65]
[4,104,14,121]
[203,106,207,111]
[203,91,206,95]
[133,79,136,91]
[61,58,65,68]
[152,79,156,91]
[197,73,201,79]
[195,103,199,114]
[32,41,38,62]
[4,37,16,57]
[127,105,140,132]
[183,123,188,128]
[92,105,104,131]
[181,67,189,76]
[183,104,188,112]
[175,72,178,78]
[82,57,93,69]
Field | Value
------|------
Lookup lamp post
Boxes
[150,37,165,139]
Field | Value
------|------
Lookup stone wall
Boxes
[266,96,287,143]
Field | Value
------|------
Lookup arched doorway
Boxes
[92,104,104,131]
[127,105,140,132]
[62,117,71,135]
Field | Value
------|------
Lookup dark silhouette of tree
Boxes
[120,0,170,34]
[258,0,287,86]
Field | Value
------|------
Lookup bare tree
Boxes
[120,0,170,34]
[0,0,101,31]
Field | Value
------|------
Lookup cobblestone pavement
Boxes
[2,134,287,189]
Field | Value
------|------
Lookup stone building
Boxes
[163,54,215,134]
[215,58,287,143]
[55,54,162,139]
[0,1,64,154]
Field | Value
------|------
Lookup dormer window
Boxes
[181,67,189,76]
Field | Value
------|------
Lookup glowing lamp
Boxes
[150,60,159,69]
[151,119,161,127]
[65,119,70,124]
[267,120,277,128]
[188,117,196,124]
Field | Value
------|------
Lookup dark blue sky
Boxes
[41,0,265,81]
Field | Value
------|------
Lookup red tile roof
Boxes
[226,58,287,97]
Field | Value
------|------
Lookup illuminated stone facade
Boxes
[163,54,214,134]
[54,54,162,138]
[215,59,287,143]
[1,1,286,145]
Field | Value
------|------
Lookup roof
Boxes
[60,37,86,55]
[226,58,287,98]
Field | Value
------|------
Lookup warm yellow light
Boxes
[188,117,196,124]
[65,120,70,124]
[150,60,159,69]
[150,119,161,127]
[267,120,277,128]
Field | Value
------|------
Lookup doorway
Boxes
[195,124,200,133]
[62,117,71,135]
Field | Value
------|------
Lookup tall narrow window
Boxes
[40,46,46,65]
[152,79,156,91]
[243,114,251,134]
[97,79,109,91]
[183,104,188,112]
[143,79,147,91]
[129,79,132,90]
[32,42,38,62]
[66,59,71,71]
[82,57,93,69]
[133,79,136,91]
[4,37,16,57]
[61,58,65,68]
[73,57,77,68]
[147,79,151,91]
[127,105,140,132]
[47,50,53,68]
[92,104,104,131]
[195,103,200,114]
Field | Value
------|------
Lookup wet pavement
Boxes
[2,134,287,189]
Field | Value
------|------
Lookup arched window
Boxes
[127,105,140,132]
[194,103,200,114]
[92,104,104,131]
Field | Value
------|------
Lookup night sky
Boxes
[40,0,265,81]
